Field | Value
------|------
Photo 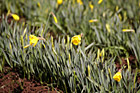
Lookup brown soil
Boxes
[0,67,63,93]
[115,55,137,71]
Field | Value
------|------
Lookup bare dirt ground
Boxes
[0,66,63,93]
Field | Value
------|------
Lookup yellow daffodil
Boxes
[77,0,83,5]
[24,35,45,48]
[89,2,94,10]
[97,49,100,60]
[6,10,20,21]
[89,19,98,23]
[37,2,41,7]
[53,16,58,23]
[57,0,63,5]
[88,65,90,77]
[122,29,135,32]
[51,12,58,23]
[116,6,119,11]
[113,70,122,82]
[98,0,103,4]
[29,35,39,47]
[106,24,111,33]
[71,33,83,45]
[11,14,20,21]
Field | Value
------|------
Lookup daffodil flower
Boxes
[11,14,20,21]
[24,35,45,48]
[106,24,111,33]
[88,65,90,77]
[89,2,94,10]
[98,0,103,4]
[89,19,98,23]
[57,0,63,5]
[122,29,135,32]
[29,35,39,47]
[53,16,58,23]
[77,0,83,5]
[37,2,41,7]
[116,6,119,11]
[113,69,122,82]
[71,33,83,45]
[7,10,20,21]
[51,12,58,23]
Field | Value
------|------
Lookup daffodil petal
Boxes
[24,44,31,48]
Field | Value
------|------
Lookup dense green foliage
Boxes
[0,0,140,92]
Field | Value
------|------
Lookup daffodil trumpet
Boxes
[71,33,83,45]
